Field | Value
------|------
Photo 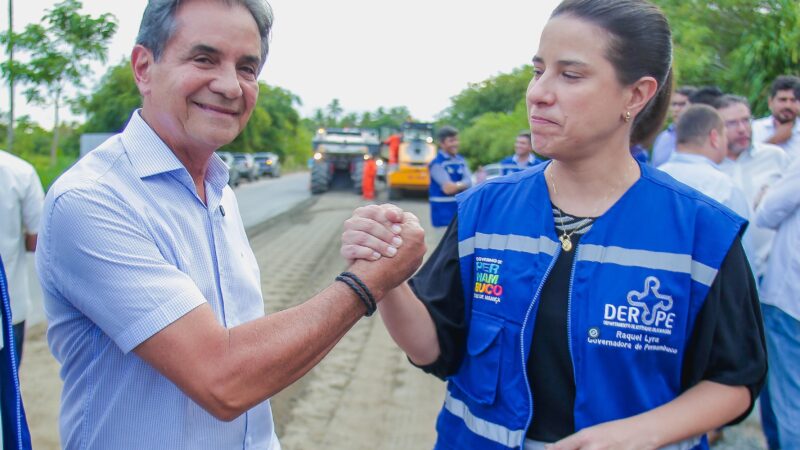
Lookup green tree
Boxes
[655,0,800,117]
[0,0,116,165]
[438,66,532,130]
[225,82,312,168]
[79,58,141,133]
[459,101,530,168]
[326,98,343,124]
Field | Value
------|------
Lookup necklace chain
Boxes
[547,161,635,252]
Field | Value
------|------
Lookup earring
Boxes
[624,111,632,123]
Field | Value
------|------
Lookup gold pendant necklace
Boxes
[553,207,575,251]
[547,161,634,253]
[559,233,573,252]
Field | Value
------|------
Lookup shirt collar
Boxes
[120,110,229,192]
[512,154,535,165]
[438,149,455,160]
[671,151,720,169]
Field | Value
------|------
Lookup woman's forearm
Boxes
[378,282,441,365]
[629,381,750,448]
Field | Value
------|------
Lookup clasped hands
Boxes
[340,204,426,300]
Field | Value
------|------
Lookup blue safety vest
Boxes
[429,151,468,227]
[0,255,33,449]
[498,155,540,176]
[433,162,744,450]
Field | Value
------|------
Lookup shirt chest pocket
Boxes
[451,311,504,405]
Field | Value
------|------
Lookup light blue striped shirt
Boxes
[36,111,279,449]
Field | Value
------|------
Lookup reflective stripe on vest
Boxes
[458,233,559,258]
[430,196,458,203]
[577,244,718,287]
[444,391,524,448]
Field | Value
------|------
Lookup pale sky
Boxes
[0,0,561,129]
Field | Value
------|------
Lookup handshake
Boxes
[339,204,427,303]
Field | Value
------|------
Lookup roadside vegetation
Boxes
[2,0,797,183]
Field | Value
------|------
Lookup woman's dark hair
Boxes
[552,0,673,145]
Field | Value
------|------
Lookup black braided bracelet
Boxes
[339,271,377,312]
[335,274,376,316]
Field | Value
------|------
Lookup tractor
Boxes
[310,128,380,195]
[386,122,438,200]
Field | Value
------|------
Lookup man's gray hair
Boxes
[713,94,749,111]
[136,0,273,68]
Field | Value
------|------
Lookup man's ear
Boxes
[709,127,720,148]
[131,45,154,97]
[626,76,659,118]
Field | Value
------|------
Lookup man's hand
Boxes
[341,204,406,265]
[768,120,794,145]
[348,211,426,300]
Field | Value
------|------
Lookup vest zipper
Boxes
[519,248,561,449]
[567,243,579,383]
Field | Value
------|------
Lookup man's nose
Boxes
[210,65,243,99]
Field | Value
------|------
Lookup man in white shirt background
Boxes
[660,105,751,223]
[0,149,45,367]
[715,94,788,450]
[755,156,800,450]
[716,95,788,281]
[752,75,800,161]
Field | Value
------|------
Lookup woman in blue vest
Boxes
[340,1,766,448]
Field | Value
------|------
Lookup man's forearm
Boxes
[209,282,367,418]
[135,282,366,421]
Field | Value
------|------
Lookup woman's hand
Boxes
[340,204,407,265]
[547,418,659,450]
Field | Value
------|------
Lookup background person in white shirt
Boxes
[755,156,800,450]
[716,95,788,280]
[660,104,750,218]
[0,149,45,367]
[715,94,788,450]
[659,104,755,271]
[752,75,800,161]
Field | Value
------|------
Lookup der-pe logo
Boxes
[604,276,677,333]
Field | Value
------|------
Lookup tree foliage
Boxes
[459,101,530,168]
[438,66,532,130]
[655,0,800,117]
[0,0,116,164]
[79,58,141,133]
[309,99,412,134]
[223,82,313,168]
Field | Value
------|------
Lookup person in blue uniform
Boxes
[341,0,766,449]
[0,255,32,449]
[498,131,541,175]
[429,126,472,229]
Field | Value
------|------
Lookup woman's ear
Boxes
[626,76,659,118]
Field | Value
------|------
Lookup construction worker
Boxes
[428,126,471,231]
[498,131,541,175]
[362,156,377,200]
[384,132,402,166]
